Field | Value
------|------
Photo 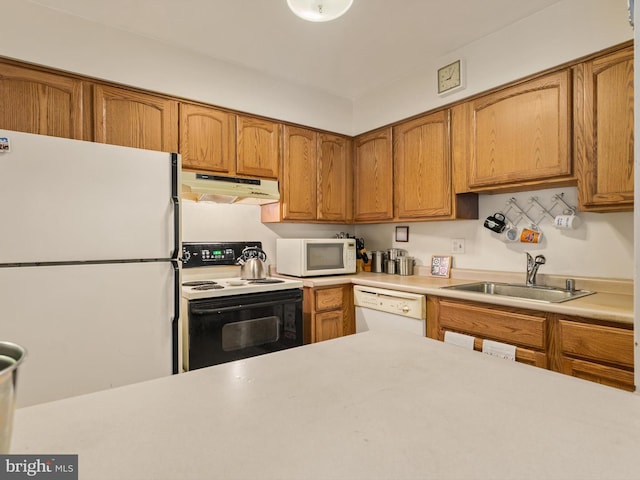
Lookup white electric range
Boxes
[180,242,304,372]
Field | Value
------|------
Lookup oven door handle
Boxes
[191,299,299,315]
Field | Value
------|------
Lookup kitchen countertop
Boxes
[11,330,640,480]
[293,270,634,325]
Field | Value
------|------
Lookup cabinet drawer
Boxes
[561,357,634,391]
[558,320,634,368]
[439,300,547,350]
[314,287,345,312]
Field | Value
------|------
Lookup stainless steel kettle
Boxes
[236,247,268,280]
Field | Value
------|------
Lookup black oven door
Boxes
[187,289,303,370]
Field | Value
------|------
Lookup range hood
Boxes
[181,172,280,205]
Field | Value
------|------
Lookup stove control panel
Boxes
[182,242,262,268]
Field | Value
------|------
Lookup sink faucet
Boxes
[526,252,546,286]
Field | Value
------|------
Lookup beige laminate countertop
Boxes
[291,270,634,325]
[11,330,640,480]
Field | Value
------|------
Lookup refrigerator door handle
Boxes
[171,259,180,375]
[170,153,181,374]
[170,152,181,261]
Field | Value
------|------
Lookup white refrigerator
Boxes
[0,129,180,407]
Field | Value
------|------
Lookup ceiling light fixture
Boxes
[286,0,354,22]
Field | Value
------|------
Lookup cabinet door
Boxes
[0,62,84,139]
[179,103,235,173]
[576,46,634,211]
[468,70,572,189]
[236,115,280,179]
[93,84,178,152]
[353,127,393,222]
[394,111,451,219]
[314,310,344,343]
[317,133,352,222]
[281,126,317,220]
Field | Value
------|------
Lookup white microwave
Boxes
[276,238,357,277]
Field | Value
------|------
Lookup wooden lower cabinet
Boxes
[428,297,548,368]
[553,316,634,391]
[428,296,635,390]
[303,285,354,344]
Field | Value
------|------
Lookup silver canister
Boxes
[385,259,397,274]
[0,342,26,454]
[386,248,406,261]
[370,251,384,273]
[397,256,415,276]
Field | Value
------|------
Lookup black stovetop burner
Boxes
[247,278,284,284]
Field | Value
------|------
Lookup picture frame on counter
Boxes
[395,226,409,242]
[431,255,452,278]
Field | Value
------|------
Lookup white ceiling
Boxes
[28,0,565,100]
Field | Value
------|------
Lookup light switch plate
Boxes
[451,238,465,254]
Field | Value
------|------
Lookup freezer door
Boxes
[0,262,175,407]
[0,130,178,263]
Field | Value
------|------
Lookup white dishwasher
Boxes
[354,285,426,336]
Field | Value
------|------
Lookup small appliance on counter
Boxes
[276,238,357,277]
[181,242,304,372]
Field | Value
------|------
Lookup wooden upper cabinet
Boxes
[467,70,572,190]
[179,103,236,174]
[263,129,352,223]
[575,46,634,212]
[93,84,178,152]
[317,133,352,222]
[353,127,393,222]
[281,125,317,220]
[236,115,280,179]
[0,62,84,139]
[394,111,451,219]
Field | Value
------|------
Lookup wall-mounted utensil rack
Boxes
[500,192,577,228]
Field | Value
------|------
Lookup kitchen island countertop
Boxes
[293,270,634,325]
[11,330,640,480]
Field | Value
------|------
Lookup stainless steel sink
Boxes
[440,282,594,303]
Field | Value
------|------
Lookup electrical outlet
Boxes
[451,238,465,254]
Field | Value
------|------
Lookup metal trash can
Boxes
[0,342,26,453]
